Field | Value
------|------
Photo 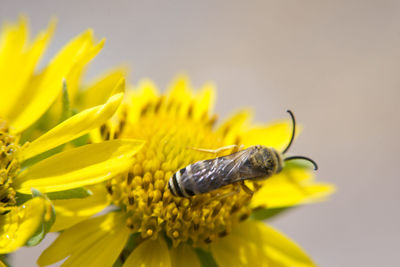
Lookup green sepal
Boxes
[46,187,92,200]
[0,254,10,267]
[21,143,65,169]
[16,187,91,207]
[250,207,291,221]
[194,248,219,267]
[15,192,33,206]
[60,79,71,122]
[25,188,56,247]
[112,233,142,267]
[70,133,89,147]
[21,80,74,169]
[19,78,72,144]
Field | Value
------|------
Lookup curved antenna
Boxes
[282,110,296,154]
[284,156,318,170]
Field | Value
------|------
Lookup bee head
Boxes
[255,146,283,175]
[272,148,283,173]
[282,110,318,171]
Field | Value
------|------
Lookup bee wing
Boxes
[223,148,255,182]
[185,148,254,194]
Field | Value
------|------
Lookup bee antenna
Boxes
[282,110,296,154]
[284,156,318,170]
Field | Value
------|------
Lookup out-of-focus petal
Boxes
[38,212,129,267]
[211,220,315,267]
[8,30,102,133]
[80,67,127,109]
[19,78,124,161]
[251,168,335,209]
[50,184,110,232]
[123,238,171,267]
[170,243,201,267]
[241,120,296,151]
[0,197,48,254]
[0,18,55,121]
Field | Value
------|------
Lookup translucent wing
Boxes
[222,148,256,181]
[183,148,256,194]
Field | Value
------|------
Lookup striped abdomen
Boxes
[168,165,195,197]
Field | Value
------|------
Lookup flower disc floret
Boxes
[0,120,20,213]
[105,90,258,247]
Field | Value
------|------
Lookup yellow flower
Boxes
[39,76,334,266]
[0,18,144,254]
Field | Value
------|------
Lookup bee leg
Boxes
[188,145,242,156]
[239,181,254,196]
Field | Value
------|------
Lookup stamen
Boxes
[0,120,20,213]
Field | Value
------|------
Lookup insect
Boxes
[168,110,318,198]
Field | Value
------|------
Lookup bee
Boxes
[168,110,318,197]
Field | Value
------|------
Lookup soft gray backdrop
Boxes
[2,1,399,266]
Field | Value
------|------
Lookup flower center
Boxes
[0,120,20,214]
[105,98,258,247]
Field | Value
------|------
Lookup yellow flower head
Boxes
[0,17,143,254]
[40,76,334,267]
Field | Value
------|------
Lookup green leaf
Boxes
[26,189,56,247]
[194,248,219,267]
[46,187,92,200]
[250,207,292,221]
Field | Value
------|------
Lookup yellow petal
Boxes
[167,75,192,117]
[241,120,297,152]
[251,168,335,209]
[0,260,6,267]
[14,139,144,194]
[170,243,201,267]
[65,38,105,103]
[126,79,159,125]
[19,78,125,161]
[38,212,129,267]
[167,74,192,103]
[50,183,110,232]
[211,220,315,267]
[0,197,47,254]
[123,237,171,267]
[217,110,253,146]
[263,223,316,267]
[80,67,127,109]
[193,83,215,120]
[0,17,28,117]
[8,29,100,134]
[0,18,55,120]
[210,221,269,267]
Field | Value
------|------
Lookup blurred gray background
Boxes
[2,0,399,266]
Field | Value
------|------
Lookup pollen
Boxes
[0,120,20,214]
[104,88,259,247]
